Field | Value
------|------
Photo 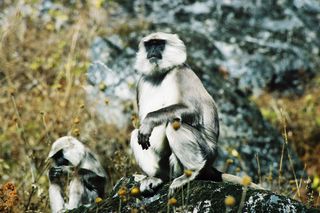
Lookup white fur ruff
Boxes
[139,70,180,120]
[134,32,187,74]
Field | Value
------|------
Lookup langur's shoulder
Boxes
[175,64,201,83]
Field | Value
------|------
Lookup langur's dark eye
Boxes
[144,39,166,51]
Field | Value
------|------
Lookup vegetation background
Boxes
[0,0,319,212]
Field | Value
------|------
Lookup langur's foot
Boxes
[136,176,163,194]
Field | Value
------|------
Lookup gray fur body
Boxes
[48,136,107,213]
[131,32,220,192]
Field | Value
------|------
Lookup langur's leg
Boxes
[49,183,65,213]
[67,177,84,210]
[48,166,69,213]
[169,153,183,179]
[166,123,212,190]
[130,128,169,193]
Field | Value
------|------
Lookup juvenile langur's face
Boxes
[135,32,187,75]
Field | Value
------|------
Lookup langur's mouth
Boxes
[149,57,159,64]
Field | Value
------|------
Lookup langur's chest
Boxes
[139,74,180,119]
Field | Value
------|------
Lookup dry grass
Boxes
[254,77,320,207]
[0,1,140,212]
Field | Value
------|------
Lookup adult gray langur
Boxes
[131,32,261,193]
[47,136,107,213]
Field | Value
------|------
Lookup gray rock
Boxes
[86,0,317,178]
[119,0,319,96]
[86,33,303,180]
[70,176,319,213]
[86,36,137,128]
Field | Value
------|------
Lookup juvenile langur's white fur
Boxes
[48,136,107,213]
[131,32,262,194]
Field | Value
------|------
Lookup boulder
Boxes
[85,0,320,178]
[118,0,320,96]
[87,34,303,179]
[70,176,319,213]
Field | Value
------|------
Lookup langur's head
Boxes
[48,136,86,167]
[48,136,106,177]
[134,32,187,75]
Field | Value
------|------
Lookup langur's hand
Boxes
[48,166,73,182]
[48,167,65,182]
[138,119,153,150]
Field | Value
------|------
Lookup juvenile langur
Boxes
[131,32,262,193]
[48,136,107,213]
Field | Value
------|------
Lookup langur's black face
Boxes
[144,39,166,64]
[52,150,71,166]
[135,32,187,74]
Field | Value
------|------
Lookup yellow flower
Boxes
[226,159,233,164]
[312,175,320,189]
[289,180,296,185]
[184,169,193,177]
[73,128,80,136]
[95,197,103,203]
[8,88,15,96]
[224,195,236,207]
[241,175,252,186]
[172,119,181,130]
[73,117,80,124]
[118,187,127,197]
[104,98,109,105]
[99,83,107,91]
[130,186,140,197]
[168,197,177,206]
[231,149,239,157]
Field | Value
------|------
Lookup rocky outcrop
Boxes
[87,34,304,180]
[71,176,319,213]
[85,0,320,179]
[112,0,320,96]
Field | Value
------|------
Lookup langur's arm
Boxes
[138,103,199,149]
[143,103,197,126]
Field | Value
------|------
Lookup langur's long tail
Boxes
[221,173,264,190]
[199,167,264,190]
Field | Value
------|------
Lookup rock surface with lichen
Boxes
[84,0,318,180]
[71,176,319,213]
